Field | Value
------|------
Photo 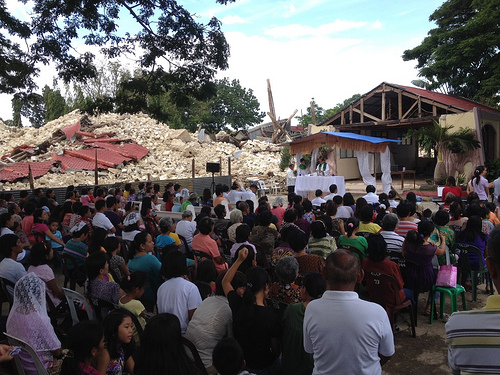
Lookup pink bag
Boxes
[436,265,457,288]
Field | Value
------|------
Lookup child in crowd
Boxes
[337,217,368,259]
[46,218,64,254]
[80,188,91,206]
[61,320,104,375]
[358,205,381,234]
[97,310,135,374]
[104,236,129,283]
[119,271,150,345]
[212,338,251,375]
[63,222,90,271]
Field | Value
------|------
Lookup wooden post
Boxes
[360,98,364,123]
[398,90,402,119]
[28,164,34,190]
[310,101,316,125]
[192,158,195,179]
[219,157,222,176]
[147,173,151,181]
[228,157,231,177]
[94,148,98,186]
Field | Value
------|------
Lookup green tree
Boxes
[204,78,265,132]
[42,83,68,122]
[406,120,480,183]
[1,0,235,111]
[402,0,500,106]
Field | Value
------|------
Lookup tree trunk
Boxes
[434,161,447,185]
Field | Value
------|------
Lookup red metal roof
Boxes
[64,148,131,167]
[61,120,81,140]
[393,84,500,113]
[0,161,55,182]
[83,138,120,144]
[52,152,109,171]
[92,142,149,161]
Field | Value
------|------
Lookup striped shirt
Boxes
[380,231,404,260]
[395,220,418,238]
[446,295,500,374]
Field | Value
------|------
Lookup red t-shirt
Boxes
[442,186,463,201]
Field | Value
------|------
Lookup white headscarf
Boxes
[6,273,61,371]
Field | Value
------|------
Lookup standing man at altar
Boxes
[316,157,330,176]
[287,163,296,193]
[298,158,308,176]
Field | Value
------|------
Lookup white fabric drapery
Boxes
[356,151,377,190]
[380,146,393,194]
[311,148,319,174]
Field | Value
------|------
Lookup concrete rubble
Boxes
[0,111,286,189]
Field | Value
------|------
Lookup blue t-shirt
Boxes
[46,230,63,250]
[155,234,175,248]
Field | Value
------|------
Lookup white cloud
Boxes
[264,19,374,39]
[371,20,383,30]
[221,15,246,25]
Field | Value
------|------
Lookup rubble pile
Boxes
[0,111,285,189]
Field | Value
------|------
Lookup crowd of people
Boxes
[0,165,498,374]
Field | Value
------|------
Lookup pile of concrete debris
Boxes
[0,111,285,190]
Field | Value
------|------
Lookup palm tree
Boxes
[406,120,480,184]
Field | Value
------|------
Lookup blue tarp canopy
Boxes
[288,131,401,154]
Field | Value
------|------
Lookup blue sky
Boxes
[1,0,445,126]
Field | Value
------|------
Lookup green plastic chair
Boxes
[429,284,466,324]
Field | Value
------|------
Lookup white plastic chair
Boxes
[257,180,270,196]
[270,180,279,194]
[221,200,231,219]
[186,204,196,220]
[4,332,49,375]
[63,287,96,326]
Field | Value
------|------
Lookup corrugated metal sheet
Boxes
[0,161,55,182]
[92,142,149,161]
[64,148,131,167]
[83,138,120,144]
[52,152,108,171]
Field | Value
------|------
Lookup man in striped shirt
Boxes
[379,213,404,261]
[445,225,500,374]
[395,200,418,238]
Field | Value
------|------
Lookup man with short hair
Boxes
[304,250,394,374]
[92,199,116,235]
[379,213,404,261]
[104,196,123,236]
[176,210,197,250]
[324,184,337,202]
[363,185,379,205]
[311,189,326,209]
[333,195,353,219]
[395,200,418,238]
[446,226,500,374]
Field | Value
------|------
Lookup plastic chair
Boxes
[363,272,416,337]
[257,180,270,196]
[270,180,279,194]
[455,243,492,302]
[62,287,96,326]
[0,277,15,310]
[429,284,466,324]
[4,332,49,375]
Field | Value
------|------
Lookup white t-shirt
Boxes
[336,205,352,219]
[176,220,197,249]
[92,212,114,231]
[185,295,233,367]
[311,197,326,208]
[157,277,202,335]
[122,230,141,242]
[304,290,394,375]
[0,258,27,296]
[363,192,379,205]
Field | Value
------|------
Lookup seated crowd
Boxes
[0,176,495,375]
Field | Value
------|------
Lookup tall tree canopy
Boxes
[0,0,234,104]
[402,0,500,106]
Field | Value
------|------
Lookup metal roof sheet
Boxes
[92,142,149,161]
[52,152,109,171]
[64,148,131,167]
[61,120,81,140]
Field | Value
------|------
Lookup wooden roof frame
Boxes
[319,82,500,131]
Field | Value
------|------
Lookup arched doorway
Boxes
[482,124,496,161]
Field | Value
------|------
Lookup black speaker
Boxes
[206,162,220,173]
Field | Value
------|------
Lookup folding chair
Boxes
[455,243,492,302]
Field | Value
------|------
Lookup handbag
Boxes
[436,264,457,288]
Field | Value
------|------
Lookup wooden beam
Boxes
[310,101,316,125]
[382,91,386,121]
[402,101,418,119]
[349,105,353,124]
[341,110,345,125]
[418,96,422,117]
[352,108,381,122]
[433,104,437,116]
[398,90,402,119]
[360,98,364,123]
